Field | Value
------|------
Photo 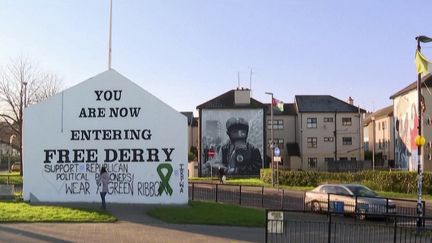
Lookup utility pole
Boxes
[108,0,113,69]
[265,92,274,187]
[414,35,432,228]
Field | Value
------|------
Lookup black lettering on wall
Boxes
[44,150,56,163]
[147,148,159,162]
[162,148,175,162]
[95,90,122,101]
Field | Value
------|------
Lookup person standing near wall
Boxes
[97,167,110,210]
[218,166,225,184]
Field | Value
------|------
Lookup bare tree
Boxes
[0,56,62,175]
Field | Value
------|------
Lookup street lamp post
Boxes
[415,35,432,228]
[265,92,275,187]
[20,81,27,176]
[371,116,375,171]
[9,135,16,173]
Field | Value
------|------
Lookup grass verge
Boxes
[0,202,116,222]
[148,201,265,227]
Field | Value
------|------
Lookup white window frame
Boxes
[307,118,317,128]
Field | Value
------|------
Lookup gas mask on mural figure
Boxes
[225,118,252,174]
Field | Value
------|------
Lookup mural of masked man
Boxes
[219,117,262,175]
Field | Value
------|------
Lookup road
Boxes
[189,182,432,216]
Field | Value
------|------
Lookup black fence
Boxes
[266,210,432,243]
[326,160,372,172]
[0,174,22,189]
[189,182,426,217]
[189,182,305,210]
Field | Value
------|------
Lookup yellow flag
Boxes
[415,50,432,75]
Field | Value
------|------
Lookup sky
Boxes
[2,0,432,115]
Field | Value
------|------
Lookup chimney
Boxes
[348,96,354,105]
[234,88,251,105]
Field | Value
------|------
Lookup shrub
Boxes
[261,169,432,194]
[188,152,196,162]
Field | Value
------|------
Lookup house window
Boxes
[308,158,317,168]
[382,121,386,130]
[324,137,334,142]
[307,118,317,128]
[307,137,317,148]
[325,157,334,162]
[351,157,356,161]
[324,117,334,123]
[339,157,348,161]
[269,138,284,147]
[267,120,284,130]
[342,137,352,145]
[378,139,382,149]
[342,117,352,126]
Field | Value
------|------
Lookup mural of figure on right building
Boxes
[395,96,417,170]
[204,117,262,175]
[219,117,262,175]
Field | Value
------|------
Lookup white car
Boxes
[305,184,396,218]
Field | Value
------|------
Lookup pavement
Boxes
[0,203,264,243]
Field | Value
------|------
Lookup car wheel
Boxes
[311,201,321,212]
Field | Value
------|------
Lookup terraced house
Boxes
[266,95,366,171]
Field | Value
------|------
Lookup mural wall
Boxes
[394,90,418,171]
[23,70,188,204]
[201,109,264,176]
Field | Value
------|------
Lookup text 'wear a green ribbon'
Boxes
[157,163,173,196]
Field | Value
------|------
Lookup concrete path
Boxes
[0,203,264,243]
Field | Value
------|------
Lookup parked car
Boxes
[305,184,396,219]
[10,162,21,172]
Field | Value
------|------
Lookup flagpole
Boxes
[108,0,113,69]
[414,35,432,228]
[416,36,423,228]
[265,92,275,187]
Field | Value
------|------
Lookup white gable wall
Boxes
[23,70,188,204]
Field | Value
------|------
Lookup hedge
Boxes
[261,169,432,194]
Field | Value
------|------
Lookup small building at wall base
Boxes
[23,69,188,204]
[196,88,266,177]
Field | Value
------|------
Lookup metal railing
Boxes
[0,174,22,185]
[189,182,426,218]
[266,209,432,243]
[189,182,305,210]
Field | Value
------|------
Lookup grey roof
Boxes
[197,89,265,109]
[390,73,432,99]
[295,95,366,113]
[363,105,393,125]
[181,112,194,125]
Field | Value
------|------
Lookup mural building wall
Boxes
[200,109,264,176]
[394,90,418,171]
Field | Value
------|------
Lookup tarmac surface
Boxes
[0,203,264,243]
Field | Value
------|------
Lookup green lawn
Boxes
[148,201,265,227]
[0,202,116,222]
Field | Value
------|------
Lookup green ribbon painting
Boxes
[157,163,173,196]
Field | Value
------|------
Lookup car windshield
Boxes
[345,185,377,197]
